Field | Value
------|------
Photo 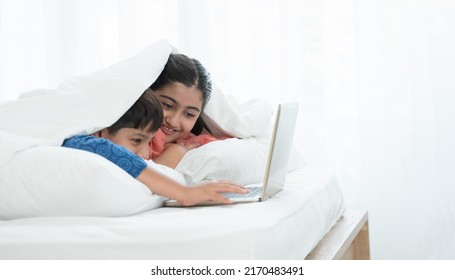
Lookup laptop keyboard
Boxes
[222,187,263,199]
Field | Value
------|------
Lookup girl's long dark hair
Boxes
[150,54,212,135]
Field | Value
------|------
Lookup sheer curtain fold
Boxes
[1,0,454,259]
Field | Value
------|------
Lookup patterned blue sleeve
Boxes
[62,135,147,178]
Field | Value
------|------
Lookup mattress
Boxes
[0,167,345,259]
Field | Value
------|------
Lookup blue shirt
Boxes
[62,135,147,178]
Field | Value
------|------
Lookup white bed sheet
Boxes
[0,167,345,259]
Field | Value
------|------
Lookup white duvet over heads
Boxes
[0,40,274,219]
[0,41,172,168]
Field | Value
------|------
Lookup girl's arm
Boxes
[152,143,187,168]
[153,143,198,169]
[137,167,248,206]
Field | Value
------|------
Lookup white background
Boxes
[1,0,454,259]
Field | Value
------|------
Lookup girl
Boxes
[149,54,228,168]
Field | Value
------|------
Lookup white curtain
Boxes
[1,0,454,259]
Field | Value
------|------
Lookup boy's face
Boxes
[101,127,155,160]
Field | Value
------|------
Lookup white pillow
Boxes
[146,160,187,185]
[175,137,270,185]
[203,85,274,138]
[0,147,166,220]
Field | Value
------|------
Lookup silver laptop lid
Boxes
[261,102,299,200]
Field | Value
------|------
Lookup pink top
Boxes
[149,128,230,160]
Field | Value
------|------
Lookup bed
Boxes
[0,167,370,260]
[0,40,369,260]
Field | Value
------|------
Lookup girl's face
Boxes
[99,126,155,160]
[154,82,204,144]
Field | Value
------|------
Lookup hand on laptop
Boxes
[180,181,249,206]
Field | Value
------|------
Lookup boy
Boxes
[63,89,247,206]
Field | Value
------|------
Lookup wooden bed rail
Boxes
[305,210,370,260]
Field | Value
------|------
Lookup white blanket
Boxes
[0,40,273,168]
[0,41,171,168]
[0,40,274,219]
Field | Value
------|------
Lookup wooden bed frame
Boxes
[305,210,370,260]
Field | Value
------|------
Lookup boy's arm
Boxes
[137,167,247,206]
[63,135,245,205]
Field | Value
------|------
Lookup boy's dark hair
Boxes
[108,89,163,135]
[150,53,212,135]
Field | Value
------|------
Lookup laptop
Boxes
[164,101,299,207]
